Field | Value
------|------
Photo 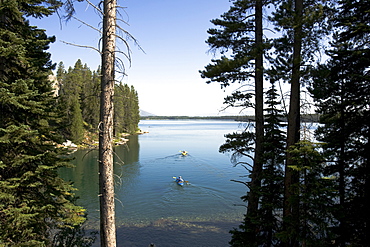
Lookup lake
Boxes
[60,120,250,246]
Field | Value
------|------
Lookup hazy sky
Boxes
[31,0,254,116]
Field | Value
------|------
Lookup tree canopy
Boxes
[0,0,85,245]
[56,60,140,144]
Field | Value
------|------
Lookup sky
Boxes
[29,0,256,116]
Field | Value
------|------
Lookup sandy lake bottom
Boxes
[88,218,239,247]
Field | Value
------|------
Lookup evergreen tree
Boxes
[200,1,271,243]
[57,60,140,141]
[81,67,100,131]
[0,0,85,245]
[226,82,287,246]
[114,83,140,135]
[127,85,140,133]
[270,1,334,244]
[98,1,118,244]
[285,139,336,246]
[310,0,370,245]
[57,60,85,144]
[114,82,126,135]
[258,82,286,246]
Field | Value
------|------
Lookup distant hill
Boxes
[139,109,156,117]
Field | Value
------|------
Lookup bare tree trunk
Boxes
[283,0,302,246]
[99,0,117,246]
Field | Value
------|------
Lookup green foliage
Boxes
[114,83,140,135]
[0,0,85,245]
[57,60,86,144]
[56,60,140,142]
[280,140,336,246]
[52,214,97,247]
[206,0,368,245]
[269,0,334,82]
[310,1,370,245]
[256,82,286,246]
[227,82,287,246]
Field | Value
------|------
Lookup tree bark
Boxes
[283,0,303,246]
[246,0,264,233]
[99,0,117,246]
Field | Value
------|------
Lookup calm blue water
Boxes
[60,120,250,246]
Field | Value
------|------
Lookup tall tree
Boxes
[310,0,370,245]
[270,0,333,244]
[200,1,269,243]
[259,81,286,246]
[99,0,117,246]
[225,81,287,246]
[284,0,303,244]
[81,66,100,131]
[0,0,85,245]
[60,2,141,244]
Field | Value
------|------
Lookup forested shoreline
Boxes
[55,60,140,146]
[140,114,320,122]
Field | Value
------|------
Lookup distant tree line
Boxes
[141,114,320,122]
[56,60,140,144]
[202,0,369,246]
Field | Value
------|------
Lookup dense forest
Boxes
[0,1,88,245]
[201,0,370,246]
[55,60,140,145]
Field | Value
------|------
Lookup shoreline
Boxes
[87,217,240,247]
[60,130,149,151]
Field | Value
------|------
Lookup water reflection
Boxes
[59,134,140,225]
[59,120,248,246]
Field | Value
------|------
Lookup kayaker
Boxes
[177,176,184,182]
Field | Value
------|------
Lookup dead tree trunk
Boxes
[99,0,117,246]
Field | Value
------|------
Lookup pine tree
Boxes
[57,60,139,140]
[127,85,140,134]
[0,0,85,245]
[200,1,271,243]
[114,83,140,135]
[81,66,100,131]
[285,139,336,246]
[310,0,370,245]
[114,82,126,135]
[258,82,286,246]
[99,1,118,245]
[57,60,85,144]
[226,81,287,246]
[270,1,334,244]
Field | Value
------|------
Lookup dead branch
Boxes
[60,40,101,54]
[71,16,102,34]
[86,0,104,16]
[116,25,145,54]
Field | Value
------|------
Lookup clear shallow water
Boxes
[60,120,250,246]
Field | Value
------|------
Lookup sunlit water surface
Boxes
[60,120,250,246]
